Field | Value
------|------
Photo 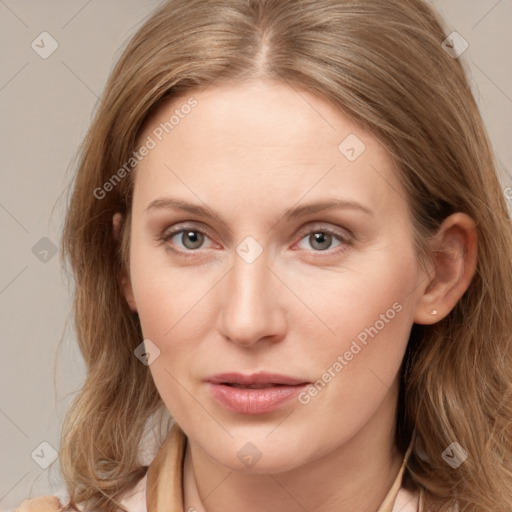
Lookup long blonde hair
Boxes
[59,0,512,510]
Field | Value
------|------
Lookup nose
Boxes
[216,244,287,348]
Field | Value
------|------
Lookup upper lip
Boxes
[206,372,309,386]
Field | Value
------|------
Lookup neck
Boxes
[183,382,404,512]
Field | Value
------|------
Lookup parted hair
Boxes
[59,0,512,510]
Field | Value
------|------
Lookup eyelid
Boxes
[161,220,215,237]
[295,221,352,241]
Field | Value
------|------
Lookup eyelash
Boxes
[158,223,352,258]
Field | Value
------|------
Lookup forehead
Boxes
[132,79,407,219]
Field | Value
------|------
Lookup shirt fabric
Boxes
[15,422,426,512]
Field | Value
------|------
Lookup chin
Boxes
[192,425,316,475]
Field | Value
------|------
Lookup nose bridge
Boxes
[218,240,284,346]
[232,246,268,301]
[229,245,271,318]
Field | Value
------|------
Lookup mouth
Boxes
[205,372,310,414]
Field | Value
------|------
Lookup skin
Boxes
[114,78,477,512]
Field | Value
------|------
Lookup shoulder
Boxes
[14,495,64,512]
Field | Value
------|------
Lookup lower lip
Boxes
[208,383,308,414]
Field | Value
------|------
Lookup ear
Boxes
[413,213,477,324]
[112,212,137,313]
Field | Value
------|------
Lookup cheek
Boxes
[290,246,418,404]
[132,271,215,366]
[292,244,418,343]
[129,235,212,337]
[129,248,220,417]
[129,259,210,420]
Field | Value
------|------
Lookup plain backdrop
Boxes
[1,0,511,510]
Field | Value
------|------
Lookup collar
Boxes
[145,423,420,512]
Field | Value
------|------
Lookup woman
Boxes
[15,0,512,511]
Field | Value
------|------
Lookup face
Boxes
[124,78,428,473]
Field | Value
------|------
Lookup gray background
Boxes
[1,0,511,510]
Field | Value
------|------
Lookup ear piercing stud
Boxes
[430,309,438,316]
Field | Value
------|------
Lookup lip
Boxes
[205,372,309,415]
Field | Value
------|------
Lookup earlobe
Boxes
[112,213,138,313]
[413,213,477,325]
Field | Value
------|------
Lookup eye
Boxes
[160,226,213,252]
[159,224,351,257]
[173,230,206,250]
[295,227,350,254]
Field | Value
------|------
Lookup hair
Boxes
[58,0,512,511]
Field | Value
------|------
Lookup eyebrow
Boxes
[144,197,375,223]
[283,199,375,219]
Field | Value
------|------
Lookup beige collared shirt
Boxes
[15,422,426,512]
